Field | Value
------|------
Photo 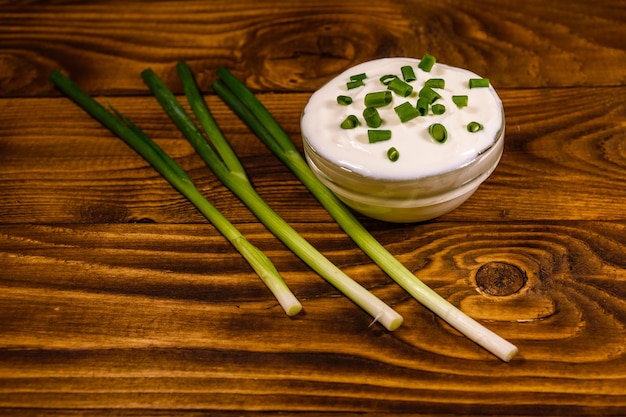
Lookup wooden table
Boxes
[1,1,625,415]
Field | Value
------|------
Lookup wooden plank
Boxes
[1,221,625,412]
[1,0,625,97]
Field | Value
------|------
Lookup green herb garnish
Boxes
[337,95,353,105]
[452,95,469,108]
[469,78,490,88]
[401,65,416,82]
[424,78,445,89]
[387,77,413,97]
[387,147,400,162]
[363,107,383,128]
[417,53,436,72]
[394,101,420,123]
[364,91,392,108]
[467,121,484,132]
[428,123,448,143]
[340,114,360,129]
[368,129,392,143]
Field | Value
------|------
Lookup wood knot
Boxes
[475,262,527,296]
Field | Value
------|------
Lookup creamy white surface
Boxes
[301,57,504,180]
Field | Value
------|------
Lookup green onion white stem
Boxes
[212,67,518,362]
[139,63,403,331]
[48,70,302,317]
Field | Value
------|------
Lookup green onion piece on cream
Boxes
[452,95,469,108]
[401,66,416,82]
[467,121,483,132]
[424,78,445,89]
[363,107,383,128]
[368,129,392,143]
[418,86,441,104]
[364,91,392,108]
[394,102,420,123]
[379,74,397,85]
[387,147,400,162]
[340,115,360,129]
[418,54,436,72]
[431,103,446,115]
[416,97,429,116]
[337,95,353,105]
[428,123,448,143]
[469,78,490,88]
[387,77,413,97]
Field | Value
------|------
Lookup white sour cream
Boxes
[301,57,504,181]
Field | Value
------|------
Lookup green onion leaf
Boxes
[347,73,367,89]
[368,130,392,143]
[469,78,490,88]
[363,107,383,128]
[452,95,469,108]
[418,86,441,104]
[394,101,420,123]
[424,78,445,89]
[431,103,446,115]
[428,123,448,143]
[416,97,429,116]
[379,74,397,85]
[337,95,353,105]
[49,69,302,317]
[364,91,392,108]
[418,53,436,72]
[387,147,400,162]
[340,114,360,129]
[401,65,417,82]
[467,121,483,132]
[387,77,413,97]
[212,68,404,331]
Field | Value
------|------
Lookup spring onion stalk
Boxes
[364,91,392,108]
[140,62,403,331]
[48,70,302,317]
[452,95,469,108]
[394,102,420,123]
[428,123,448,143]
[213,67,519,362]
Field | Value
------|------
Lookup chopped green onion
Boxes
[368,129,392,143]
[428,123,448,143]
[340,115,360,129]
[363,107,382,128]
[162,63,404,330]
[347,79,364,90]
[452,95,468,108]
[387,147,399,162]
[416,97,429,116]
[424,78,445,89]
[364,91,392,108]
[469,78,490,88]
[418,53,436,72]
[401,65,416,82]
[418,86,441,104]
[394,101,420,123]
[350,73,367,82]
[49,69,303,317]
[431,103,446,115]
[213,67,519,361]
[337,95,353,105]
[467,121,483,132]
[387,77,413,97]
[379,74,397,85]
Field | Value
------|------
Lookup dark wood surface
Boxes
[2,1,626,415]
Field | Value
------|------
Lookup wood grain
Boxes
[1,0,626,415]
[1,0,625,97]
